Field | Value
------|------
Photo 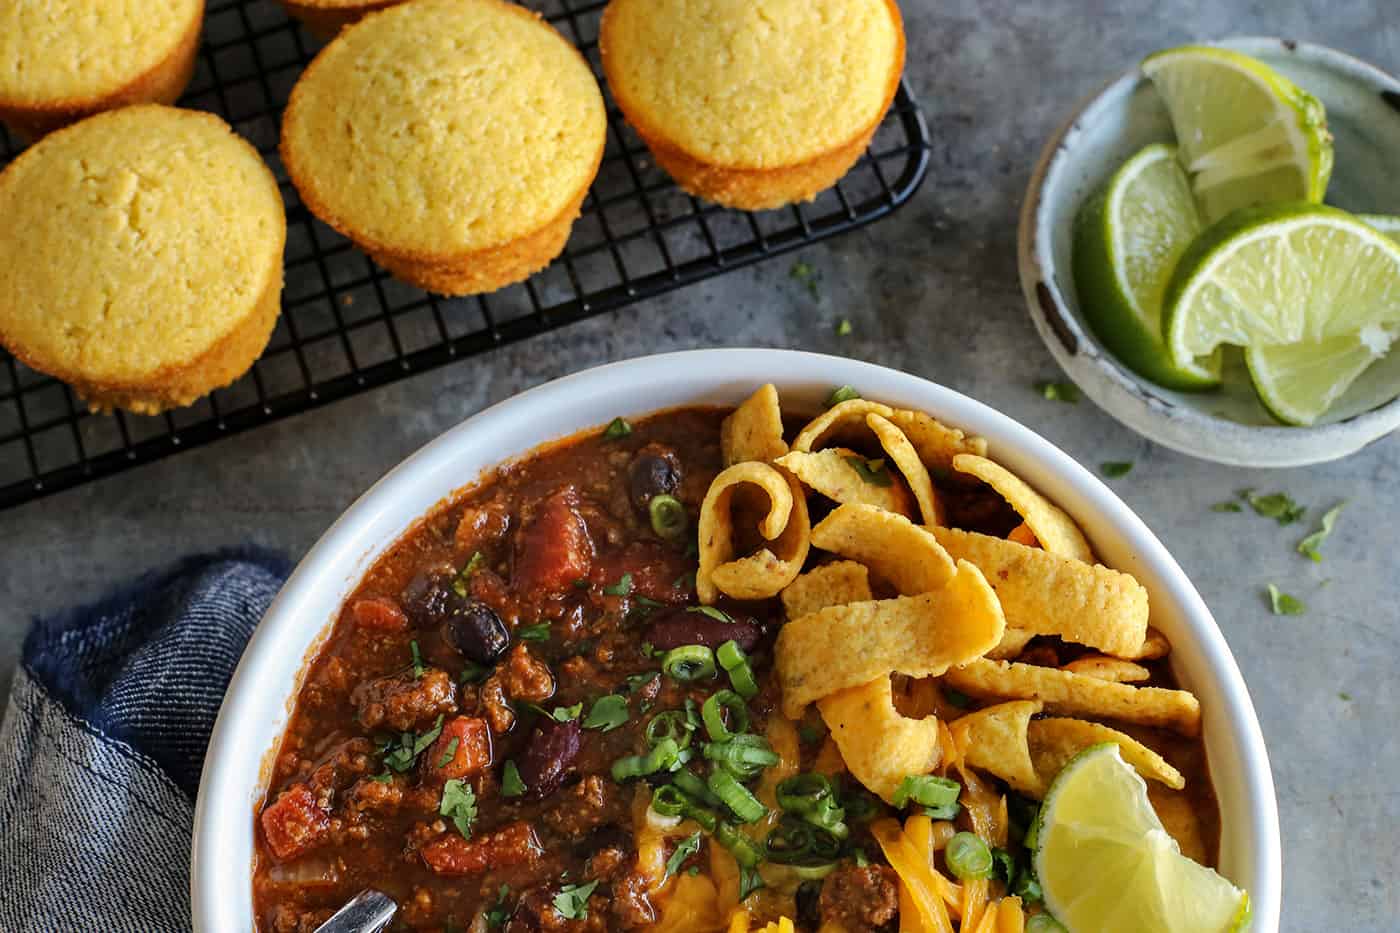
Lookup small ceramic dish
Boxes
[190,350,1281,932]
[1019,36,1400,467]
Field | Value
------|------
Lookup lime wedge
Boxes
[1162,202,1400,418]
[1073,143,1218,389]
[1033,744,1250,933]
[1142,45,1333,223]
[1361,213,1400,242]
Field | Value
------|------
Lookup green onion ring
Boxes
[702,690,750,742]
[715,822,763,868]
[673,768,722,808]
[662,645,716,683]
[945,831,994,881]
[645,710,696,750]
[707,769,768,823]
[648,495,689,541]
[611,737,681,782]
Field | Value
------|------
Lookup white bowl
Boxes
[1020,36,1400,467]
[191,349,1281,931]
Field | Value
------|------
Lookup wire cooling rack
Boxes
[0,0,930,511]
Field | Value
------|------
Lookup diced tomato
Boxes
[514,489,594,594]
[423,716,492,782]
[349,596,409,633]
[420,821,541,875]
[260,784,331,860]
[590,541,694,603]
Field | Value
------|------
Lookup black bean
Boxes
[628,444,682,514]
[441,599,510,665]
[399,565,457,628]
[644,608,761,652]
[516,717,582,801]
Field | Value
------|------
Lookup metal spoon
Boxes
[313,889,398,933]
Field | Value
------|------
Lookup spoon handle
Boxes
[312,889,398,933]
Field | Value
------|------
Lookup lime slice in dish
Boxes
[1073,143,1218,390]
[1142,45,1333,223]
[1360,213,1400,242]
[1033,744,1250,933]
[1162,202,1400,417]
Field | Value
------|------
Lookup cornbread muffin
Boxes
[600,0,905,211]
[0,106,286,414]
[277,0,403,39]
[281,0,607,296]
[0,0,205,141]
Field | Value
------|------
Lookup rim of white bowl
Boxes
[191,349,1281,932]
[1019,35,1400,468]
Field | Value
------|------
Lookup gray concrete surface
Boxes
[3,2,1398,929]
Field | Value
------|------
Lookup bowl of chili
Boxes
[192,349,1280,932]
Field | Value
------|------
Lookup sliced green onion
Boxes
[841,787,880,824]
[702,690,750,742]
[1025,915,1067,933]
[945,831,993,880]
[891,774,960,811]
[673,768,722,808]
[603,417,633,440]
[715,822,763,868]
[649,495,689,541]
[708,769,768,823]
[714,639,759,699]
[776,773,835,813]
[645,710,696,750]
[792,864,838,881]
[716,640,746,670]
[651,784,690,817]
[703,735,780,777]
[662,645,716,683]
[763,817,842,866]
[612,737,680,782]
[826,385,861,407]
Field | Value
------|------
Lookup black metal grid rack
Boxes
[0,0,930,511]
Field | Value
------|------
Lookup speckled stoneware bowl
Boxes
[1020,37,1400,467]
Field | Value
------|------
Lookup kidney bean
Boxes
[643,607,761,652]
[515,716,582,801]
[441,598,510,665]
[627,444,682,514]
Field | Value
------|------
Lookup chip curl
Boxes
[1126,628,1172,661]
[776,448,915,518]
[810,503,956,597]
[931,526,1147,658]
[780,561,872,621]
[818,675,942,804]
[698,461,810,602]
[952,454,1093,563]
[885,409,988,482]
[791,398,895,453]
[1061,655,1151,683]
[867,413,943,526]
[942,658,1201,736]
[1027,717,1185,792]
[949,700,1043,796]
[776,560,1005,719]
[721,383,788,466]
[1148,784,1210,864]
[986,627,1035,661]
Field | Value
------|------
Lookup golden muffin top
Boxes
[281,0,606,258]
[0,106,285,385]
[0,0,203,107]
[602,0,903,170]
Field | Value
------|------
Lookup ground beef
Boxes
[455,500,512,556]
[305,736,375,796]
[501,643,555,703]
[541,776,628,839]
[819,864,900,930]
[480,672,515,734]
[269,903,335,933]
[351,668,457,731]
[342,775,405,820]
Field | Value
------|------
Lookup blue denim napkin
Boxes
[0,550,290,933]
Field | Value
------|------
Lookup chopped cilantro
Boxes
[790,260,821,300]
[1211,501,1243,513]
[835,318,852,337]
[853,848,870,868]
[451,552,486,597]
[436,737,460,770]
[738,864,765,901]
[553,880,600,920]
[517,623,551,641]
[798,725,826,745]
[440,778,477,838]
[604,573,634,597]
[826,384,861,407]
[1244,490,1306,525]
[626,672,661,693]
[603,417,633,440]
[501,761,526,798]
[370,771,394,784]
[664,831,703,881]
[549,702,584,722]
[410,640,424,679]
[381,714,445,772]
[1266,584,1306,616]
[1339,692,1353,702]
[460,661,490,685]
[1298,502,1345,562]
[484,884,511,927]
[583,694,630,732]
[688,605,732,623]
[1035,380,1081,403]
[641,642,661,658]
[845,455,892,486]
[673,570,697,590]
[1100,461,1133,478]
